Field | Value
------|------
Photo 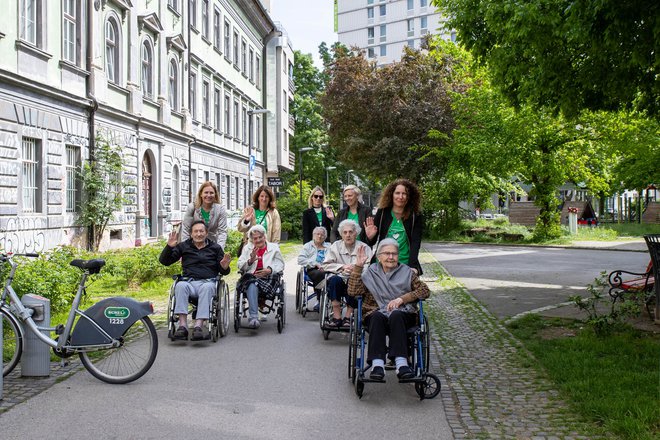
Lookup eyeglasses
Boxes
[378,252,399,258]
[312,194,324,199]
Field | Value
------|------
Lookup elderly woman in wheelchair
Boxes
[348,238,430,381]
[236,225,285,330]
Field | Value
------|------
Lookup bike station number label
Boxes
[104,307,131,324]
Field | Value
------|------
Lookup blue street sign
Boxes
[249,155,255,171]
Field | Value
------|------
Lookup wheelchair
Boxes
[348,297,441,400]
[318,273,352,340]
[167,275,230,342]
[295,266,320,317]
[233,272,286,333]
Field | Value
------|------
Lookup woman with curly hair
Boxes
[238,185,281,243]
[365,178,424,274]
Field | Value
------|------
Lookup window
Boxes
[224,20,231,57]
[105,19,119,84]
[201,0,209,38]
[421,16,428,34]
[234,176,239,209]
[367,27,374,44]
[168,0,179,12]
[172,165,180,211]
[380,45,386,56]
[202,80,210,125]
[283,129,287,151]
[367,47,375,58]
[249,47,254,81]
[213,8,221,48]
[367,0,374,4]
[241,40,247,73]
[407,39,415,48]
[242,106,247,143]
[233,100,239,139]
[224,94,231,135]
[233,31,239,64]
[407,19,414,37]
[204,170,210,182]
[380,25,386,42]
[22,137,41,213]
[65,145,80,213]
[367,7,374,19]
[190,169,197,194]
[63,0,77,63]
[451,30,457,43]
[225,175,231,209]
[379,4,386,16]
[189,0,197,29]
[255,56,261,88]
[420,0,427,7]
[407,0,413,9]
[242,179,247,208]
[169,59,179,110]
[214,87,221,130]
[190,72,197,120]
[141,41,153,98]
[19,0,41,46]
[283,89,287,111]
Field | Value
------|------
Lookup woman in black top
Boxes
[301,186,334,243]
[364,178,424,274]
[330,185,373,243]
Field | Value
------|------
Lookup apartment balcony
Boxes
[289,151,295,168]
[289,115,295,131]
[288,77,296,93]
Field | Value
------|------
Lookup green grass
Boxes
[508,314,660,440]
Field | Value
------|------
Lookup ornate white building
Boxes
[0,0,294,252]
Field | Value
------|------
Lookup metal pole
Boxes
[326,168,329,197]
[247,113,252,207]
[299,152,303,203]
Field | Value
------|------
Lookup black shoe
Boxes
[191,326,204,341]
[369,366,385,381]
[173,326,189,340]
[397,365,415,380]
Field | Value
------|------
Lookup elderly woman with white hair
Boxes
[297,226,331,289]
[321,219,372,328]
[348,238,430,381]
[330,185,372,243]
[237,225,285,329]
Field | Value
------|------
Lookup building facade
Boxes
[0,0,294,253]
[336,0,453,65]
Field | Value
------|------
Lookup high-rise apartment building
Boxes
[0,0,294,253]
[336,0,454,65]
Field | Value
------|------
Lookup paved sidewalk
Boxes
[421,252,593,440]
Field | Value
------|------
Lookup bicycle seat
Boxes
[70,259,106,274]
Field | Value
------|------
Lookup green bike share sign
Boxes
[104,307,131,319]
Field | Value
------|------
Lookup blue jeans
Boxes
[326,275,357,309]
[246,282,260,319]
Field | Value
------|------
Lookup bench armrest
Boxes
[607,269,652,288]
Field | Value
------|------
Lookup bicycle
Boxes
[1,252,158,384]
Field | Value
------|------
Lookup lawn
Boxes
[508,315,660,440]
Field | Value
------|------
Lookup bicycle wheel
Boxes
[79,316,158,384]
[2,308,23,377]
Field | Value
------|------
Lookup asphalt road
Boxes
[425,242,649,319]
[0,257,452,440]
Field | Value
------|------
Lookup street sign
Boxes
[249,155,255,171]
[267,177,283,187]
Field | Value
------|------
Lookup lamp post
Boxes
[325,166,336,197]
[247,108,270,207]
[298,147,314,202]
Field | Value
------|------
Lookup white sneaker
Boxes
[248,318,261,329]
[259,311,267,322]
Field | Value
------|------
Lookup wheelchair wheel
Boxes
[233,290,243,333]
[277,285,286,334]
[209,295,220,343]
[423,318,431,371]
[218,281,230,337]
[415,373,441,400]
[167,286,177,341]
[348,316,357,382]
[355,376,364,399]
[295,270,303,313]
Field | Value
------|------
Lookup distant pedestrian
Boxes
[302,186,334,243]
[330,185,372,243]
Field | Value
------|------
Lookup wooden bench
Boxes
[608,260,655,318]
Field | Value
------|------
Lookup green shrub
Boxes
[3,246,92,313]
[103,241,180,286]
[225,229,243,257]
[276,192,308,241]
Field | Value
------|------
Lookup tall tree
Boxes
[321,40,459,182]
[436,0,659,117]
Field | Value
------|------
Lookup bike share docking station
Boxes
[21,294,51,377]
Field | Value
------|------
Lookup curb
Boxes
[426,239,648,253]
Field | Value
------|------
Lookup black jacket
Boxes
[159,239,230,279]
[302,207,334,244]
[367,207,424,275]
[331,202,373,243]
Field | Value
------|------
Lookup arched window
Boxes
[169,58,178,110]
[105,19,119,84]
[141,41,153,98]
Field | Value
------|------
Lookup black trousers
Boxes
[363,310,417,362]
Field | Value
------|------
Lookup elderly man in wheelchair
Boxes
[160,220,231,341]
[348,238,430,381]
[236,225,285,330]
